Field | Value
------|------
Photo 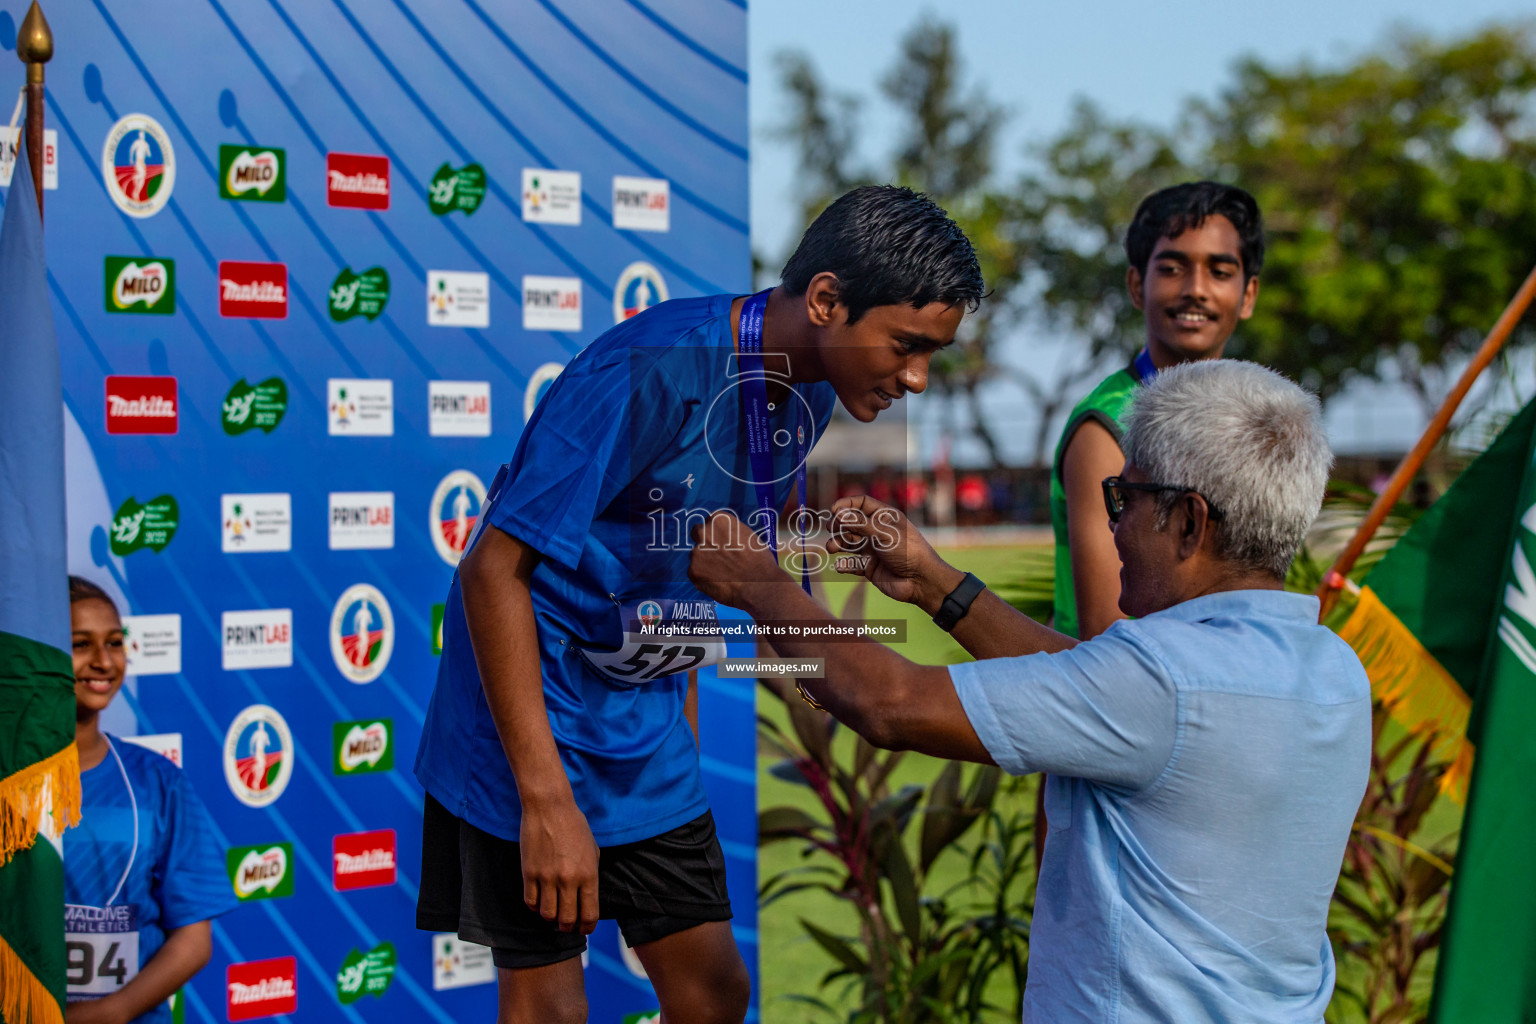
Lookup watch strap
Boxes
[932,572,986,632]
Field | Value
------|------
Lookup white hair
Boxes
[1120,360,1333,578]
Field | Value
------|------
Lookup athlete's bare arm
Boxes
[66,921,210,1024]
[1061,419,1129,640]
[459,526,599,935]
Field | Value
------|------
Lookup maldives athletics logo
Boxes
[332,829,397,891]
[222,377,288,435]
[428,161,486,216]
[327,152,390,209]
[227,842,294,902]
[429,470,486,566]
[330,584,394,683]
[101,114,175,218]
[219,261,288,318]
[336,942,397,1004]
[614,261,668,322]
[333,719,393,775]
[104,256,175,314]
[105,376,177,435]
[110,494,178,556]
[223,705,293,809]
[329,266,390,322]
[219,144,285,202]
[227,957,296,1021]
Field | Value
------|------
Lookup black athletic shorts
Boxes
[417,794,733,969]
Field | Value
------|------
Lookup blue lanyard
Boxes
[1133,347,1159,383]
[737,290,812,595]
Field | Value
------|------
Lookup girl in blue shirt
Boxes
[65,577,236,1024]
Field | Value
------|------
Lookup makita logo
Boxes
[227,957,297,1020]
[105,376,178,435]
[431,393,488,415]
[328,153,391,210]
[219,261,289,319]
[332,829,397,890]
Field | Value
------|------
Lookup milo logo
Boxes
[336,942,396,1004]
[219,144,286,201]
[110,494,179,556]
[227,843,294,901]
[427,162,486,216]
[329,266,390,323]
[105,256,176,314]
[333,719,393,775]
[222,377,288,435]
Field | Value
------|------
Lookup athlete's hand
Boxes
[688,511,787,608]
[520,797,600,934]
[826,496,958,613]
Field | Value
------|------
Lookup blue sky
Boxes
[748,1,1536,459]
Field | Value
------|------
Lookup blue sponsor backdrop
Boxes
[0,1,752,1020]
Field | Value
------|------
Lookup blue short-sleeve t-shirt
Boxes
[64,736,239,1024]
[415,295,837,844]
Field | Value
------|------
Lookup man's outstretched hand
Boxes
[688,511,789,608]
[826,495,961,613]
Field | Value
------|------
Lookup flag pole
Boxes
[15,0,52,221]
[1317,261,1536,619]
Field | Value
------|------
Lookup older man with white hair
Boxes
[688,360,1371,1023]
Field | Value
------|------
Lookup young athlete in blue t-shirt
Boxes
[413,186,984,1023]
[64,577,237,1024]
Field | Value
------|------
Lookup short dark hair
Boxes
[1125,181,1265,281]
[69,575,117,611]
[781,185,985,324]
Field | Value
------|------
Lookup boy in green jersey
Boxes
[1051,181,1266,641]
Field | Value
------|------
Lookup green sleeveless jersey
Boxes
[1049,362,1145,638]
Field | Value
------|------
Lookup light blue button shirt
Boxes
[950,589,1371,1024]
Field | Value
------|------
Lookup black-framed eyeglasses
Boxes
[1101,475,1225,524]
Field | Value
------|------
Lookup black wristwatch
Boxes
[931,573,986,632]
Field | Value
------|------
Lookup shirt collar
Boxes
[1146,588,1319,624]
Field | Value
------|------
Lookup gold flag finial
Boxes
[17,2,54,81]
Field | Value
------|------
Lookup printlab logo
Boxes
[329,266,390,322]
[432,935,495,991]
[429,381,491,437]
[219,144,286,202]
[521,168,580,225]
[104,256,175,314]
[330,583,394,683]
[432,604,445,655]
[328,492,394,550]
[227,843,294,902]
[327,378,394,436]
[105,376,178,435]
[427,161,486,216]
[522,275,581,332]
[101,114,175,218]
[614,261,668,322]
[327,152,390,209]
[429,470,487,567]
[110,495,178,556]
[226,957,296,1021]
[612,176,670,232]
[121,614,181,676]
[524,362,564,423]
[427,270,490,328]
[332,829,397,891]
[333,719,393,775]
[219,261,288,319]
[222,609,294,671]
[223,705,294,808]
[221,493,292,553]
[0,126,58,190]
[336,942,397,1004]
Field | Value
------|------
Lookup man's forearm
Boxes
[909,561,1079,659]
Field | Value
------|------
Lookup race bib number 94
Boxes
[65,904,140,1000]
[578,599,726,686]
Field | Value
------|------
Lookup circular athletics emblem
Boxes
[524,362,565,423]
[637,600,664,628]
[101,114,176,218]
[614,261,668,323]
[223,704,294,808]
[330,583,395,684]
[430,470,487,566]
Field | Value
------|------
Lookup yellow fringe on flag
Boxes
[0,929,66,1024]
[0,742,81,866]
[1337,587,1474,802]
